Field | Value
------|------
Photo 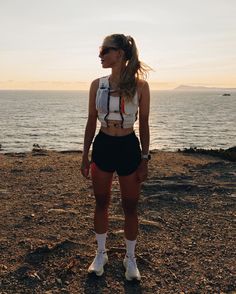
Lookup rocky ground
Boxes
[0,150,235,294]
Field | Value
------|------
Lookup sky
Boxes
[0,0,235,90]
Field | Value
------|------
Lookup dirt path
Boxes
[0,151,235,293]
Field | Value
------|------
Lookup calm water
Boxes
[0,90,235,153]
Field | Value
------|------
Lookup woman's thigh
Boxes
[91,162,114,204]
[118,170,141,205]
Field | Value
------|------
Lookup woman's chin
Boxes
[102,64,109,68]
[101,62,111,68]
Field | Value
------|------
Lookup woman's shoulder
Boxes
[136,79,149,97]
[90,78,99,87]
[90,76,109,90]
[137,78,149,88]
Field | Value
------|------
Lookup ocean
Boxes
[0,90,235,153]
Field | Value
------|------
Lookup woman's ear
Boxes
[118,49,125,61]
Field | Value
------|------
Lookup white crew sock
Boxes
[125,238,137,258]
[95,232,107,252]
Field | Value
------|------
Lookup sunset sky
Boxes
[0,0,235,90]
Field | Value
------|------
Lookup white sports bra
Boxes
[96,76,139,128]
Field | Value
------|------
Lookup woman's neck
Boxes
[110,63,126,83]
[108,69,119,91]
[110,68,120,83]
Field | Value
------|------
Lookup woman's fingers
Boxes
[136,170,147,183]
[136,163,148,183]
[81,164,90,178]
[80,157,91,179]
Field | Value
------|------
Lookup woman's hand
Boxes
[136,160,148,183]
[80,155,91,179]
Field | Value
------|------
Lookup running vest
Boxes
[96,76,139,128]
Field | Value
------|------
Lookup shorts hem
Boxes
[116,162,141,176]
[91,161,115,173]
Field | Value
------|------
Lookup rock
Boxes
[40,166,54,172]
[47,208,67,213]
[10,168,23,173]
[27,271,41,281]
[56,278,62,285]
[47,208,79,215]
[113,229,124,234]
[16,266,41,281]
[23,214,35,220]
[0,189,8,194]
[32,144,48,156]
[179,146,236,162]
[59,150,82,154]
[4,152,26,157]
[25,245,52,264]
[18,239,33,249]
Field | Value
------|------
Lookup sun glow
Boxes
[0,0,235,90]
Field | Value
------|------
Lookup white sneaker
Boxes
[88,250,108,276]
[123,255,141,281]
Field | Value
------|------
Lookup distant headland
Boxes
[174,85,236,91]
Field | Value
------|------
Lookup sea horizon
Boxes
[0,89,235,154]
[0,85,236,92]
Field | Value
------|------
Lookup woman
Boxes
[81,33,151,281]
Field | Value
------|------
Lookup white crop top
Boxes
[96,76,139,128]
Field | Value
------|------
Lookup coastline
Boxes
[1,145,235,162]
[0,150,235,293]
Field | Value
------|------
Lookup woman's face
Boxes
[99,39,123,68]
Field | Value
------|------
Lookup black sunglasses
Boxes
[99,46,119,56]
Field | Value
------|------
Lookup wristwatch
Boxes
[141,154,151,161]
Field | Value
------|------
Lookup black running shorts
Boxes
[91,130,142,176]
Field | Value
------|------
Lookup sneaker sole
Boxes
[88,258,108,276]
[125,272,141,281]
[123,260,141,281]
[88,268,104,276]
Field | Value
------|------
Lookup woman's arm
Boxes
[81,79,98,178]
[139,80,150,156]
[136,80,150,183]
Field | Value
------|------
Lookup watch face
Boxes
[142,154,151,160]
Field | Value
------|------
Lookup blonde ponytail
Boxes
[104,34,152,102]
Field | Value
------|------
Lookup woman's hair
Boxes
[104,34,151,101]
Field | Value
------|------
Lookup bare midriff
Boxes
[100,120,134,136]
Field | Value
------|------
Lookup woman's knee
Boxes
[122,197,138,214]
[95,194,110,210]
